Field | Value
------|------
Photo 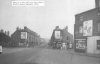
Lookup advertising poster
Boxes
[75,39,86,49]
[55,31,61,39]
[83,20,93,36]
[21,32,27,39]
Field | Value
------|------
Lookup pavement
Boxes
[37,48,100,64]
[2,47,27,54]
[67,49,100,58]
[0,47,41,64]
[0,47,100,64]
[2,47,100,58]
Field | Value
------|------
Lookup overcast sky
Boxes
[0,0,95,39]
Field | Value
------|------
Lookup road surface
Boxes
[0,47,100,64]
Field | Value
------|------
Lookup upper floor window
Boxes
[98,23,100,32]
[79,26,83,34]
[99,0,100,7]
[67,36,69,40]
[80,16,83,21]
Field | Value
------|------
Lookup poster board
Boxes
[83,20,93,36]
[55,31,61,39]
[21,32,27,39]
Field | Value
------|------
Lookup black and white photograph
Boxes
[0,0,100,64]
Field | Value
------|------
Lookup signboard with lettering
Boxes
[97,40,100,50]
[83,20,93,36]
[75,39,86,49]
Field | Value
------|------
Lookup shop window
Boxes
[97,40,100,50]
[99,0,100,7]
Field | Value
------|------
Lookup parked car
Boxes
[0,45,2,54]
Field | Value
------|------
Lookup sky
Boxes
[0,0,95,39]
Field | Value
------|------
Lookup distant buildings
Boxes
[49,26,74,49]
[11,26,41,47]
[62,26,74,45]
[0,29,10,36]
[74,0,100,54]
[0,26,41,47]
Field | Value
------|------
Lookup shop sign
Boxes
[75,39,86,49]
[21,32,27,39]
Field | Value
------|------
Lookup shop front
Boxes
[75,38,87,53]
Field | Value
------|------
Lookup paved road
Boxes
[0,47,100,64]
[0,48,40,64]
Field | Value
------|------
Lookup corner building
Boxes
[74,0,100,54]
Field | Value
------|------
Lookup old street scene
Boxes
[0,0,100,64]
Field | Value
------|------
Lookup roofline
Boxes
[75,8,98,16]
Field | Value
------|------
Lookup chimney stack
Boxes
[64,26,68,31]
[95,0,100,8]
[55,26,60,30]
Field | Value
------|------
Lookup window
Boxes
[98,23,100,32]
[80,16,83,21]
[99,0,100,7]
[67,36,69,40]
[97,40,100,50]
[96,0,100,8]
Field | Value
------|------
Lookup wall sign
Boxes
[55,31,61,39]
[21,32,27,39]
[98,23,100,32]
[83,20,93,36]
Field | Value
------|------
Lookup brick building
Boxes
[74,0,100,54]
[62,26,73,45]
[11,26,41,47]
